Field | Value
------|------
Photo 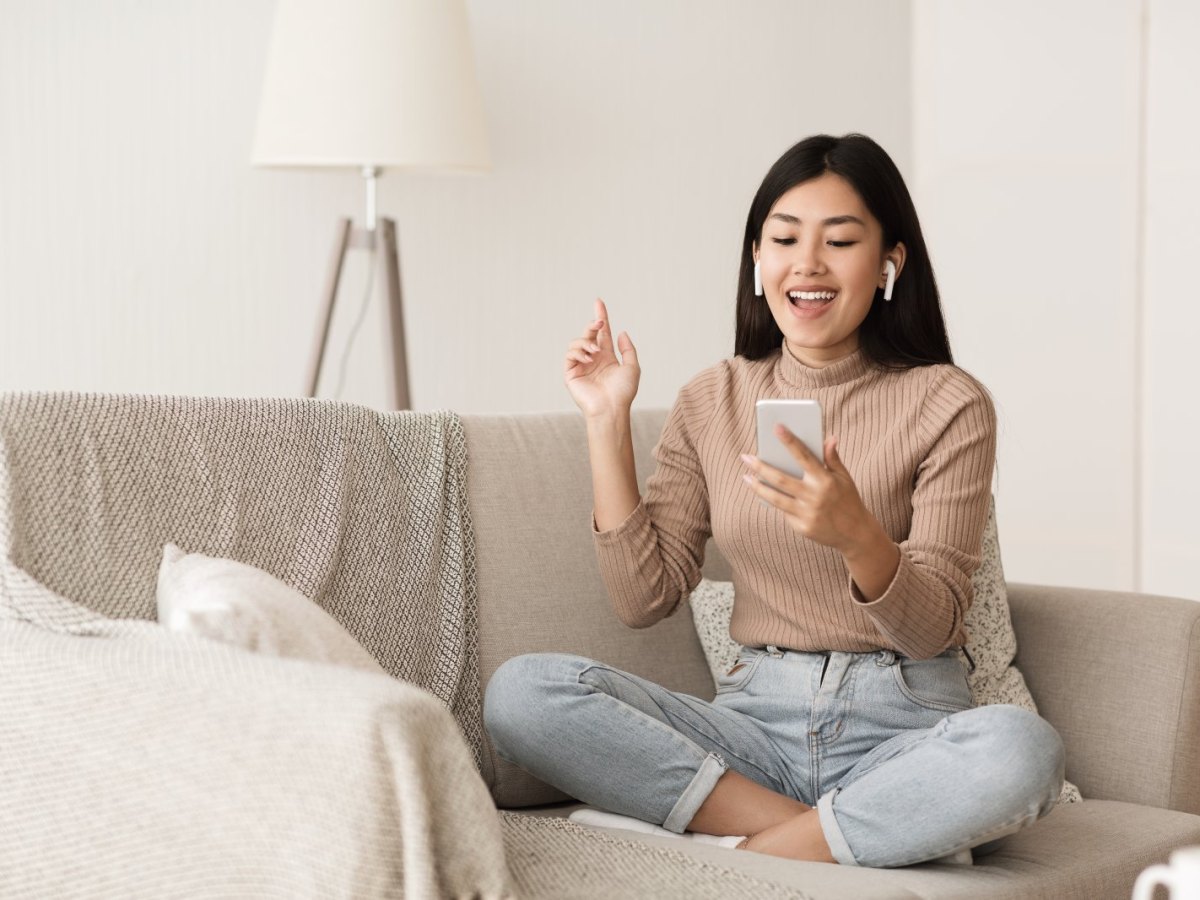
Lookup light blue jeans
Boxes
[483,645,1065,867]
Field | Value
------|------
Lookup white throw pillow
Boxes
[688,503,1082,804]
[156,544,385,675]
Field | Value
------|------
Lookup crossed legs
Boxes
[483,652,1063,867]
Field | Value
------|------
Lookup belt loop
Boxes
[766,644,784,658]
[875,649,896,667]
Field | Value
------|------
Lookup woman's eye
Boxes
[769,238,857,247]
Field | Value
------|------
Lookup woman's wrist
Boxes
[585,408,632,440]
[839,512,889,559]
[840,515,901,602]
[586,408,640,533]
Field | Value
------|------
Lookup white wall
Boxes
[1142,0,1200,601]
[0,0,911,416]
[912,0,1198,600]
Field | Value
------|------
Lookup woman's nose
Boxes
[791,242,824,274]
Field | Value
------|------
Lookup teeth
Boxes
[788,291,837,301]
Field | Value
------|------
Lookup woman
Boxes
[483,133,1065,867]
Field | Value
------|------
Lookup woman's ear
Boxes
[890,242,907,280]
[881,242,907,286]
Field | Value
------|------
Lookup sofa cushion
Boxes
[156,543,385,675]
[513,799,1200,899]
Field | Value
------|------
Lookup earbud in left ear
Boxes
[883,259,897,302]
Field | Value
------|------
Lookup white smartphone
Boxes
[754,399,824,481]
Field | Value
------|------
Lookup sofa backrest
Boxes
[463,409,731,808]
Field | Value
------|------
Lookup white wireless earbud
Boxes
[753,260,763,297]
[883,259,896,302]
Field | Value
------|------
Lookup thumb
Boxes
[824,436,848,474]
[616,331,639,368]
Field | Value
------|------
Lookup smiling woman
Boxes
[485,133,1065,872]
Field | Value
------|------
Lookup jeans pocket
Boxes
[892,655,974,713]
[715,647,765,694]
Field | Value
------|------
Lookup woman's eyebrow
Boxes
[769,213,865,227]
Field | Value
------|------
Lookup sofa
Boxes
[2,394,1199,899]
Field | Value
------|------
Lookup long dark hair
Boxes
[734,134,952,369]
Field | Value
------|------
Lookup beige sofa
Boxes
[1,395,1198,899]
[464,409,1200,899]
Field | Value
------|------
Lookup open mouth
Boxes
[787,290,837,311]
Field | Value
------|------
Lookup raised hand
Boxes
[563,298,641,420]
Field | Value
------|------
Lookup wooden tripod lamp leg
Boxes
[379,217,411,410]
[307,217,354,398]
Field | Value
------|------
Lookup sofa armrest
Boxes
[1007,582,1200,814]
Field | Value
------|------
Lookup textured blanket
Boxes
[0,392,485,773]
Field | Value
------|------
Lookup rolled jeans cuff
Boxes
[817,788,860,866]
[663,752,728,833]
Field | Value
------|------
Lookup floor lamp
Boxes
[250,0,490,409]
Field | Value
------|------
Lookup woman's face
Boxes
[754,172,904,367]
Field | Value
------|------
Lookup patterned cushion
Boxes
[156,543,386,675]
[689,500,1082,804]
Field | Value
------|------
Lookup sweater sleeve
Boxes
[850,369,997,658]
[591,381,713,628]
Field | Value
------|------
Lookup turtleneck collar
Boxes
[774,339,873,390]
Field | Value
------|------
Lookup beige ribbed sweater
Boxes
[593,340,997,659]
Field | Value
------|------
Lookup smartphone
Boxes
[754,399,824,481]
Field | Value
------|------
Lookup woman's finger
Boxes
[740,467,801,514]
[596,323,613,350]
[774,425,825,475]
[569,338,601,353]
[595,297,609,327]
[615,331,638,368]
[740,454,802,499]
[824,436,850,476]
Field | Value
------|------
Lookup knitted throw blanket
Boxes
[0,393,485,772]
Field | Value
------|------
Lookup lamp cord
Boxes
[331,243,378,401]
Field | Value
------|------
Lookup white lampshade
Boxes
[251,0,490,172]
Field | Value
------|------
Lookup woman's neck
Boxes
[784,336,860,369]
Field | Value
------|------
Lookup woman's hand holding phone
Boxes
[740,429,901,600]
[563,298,641,420]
